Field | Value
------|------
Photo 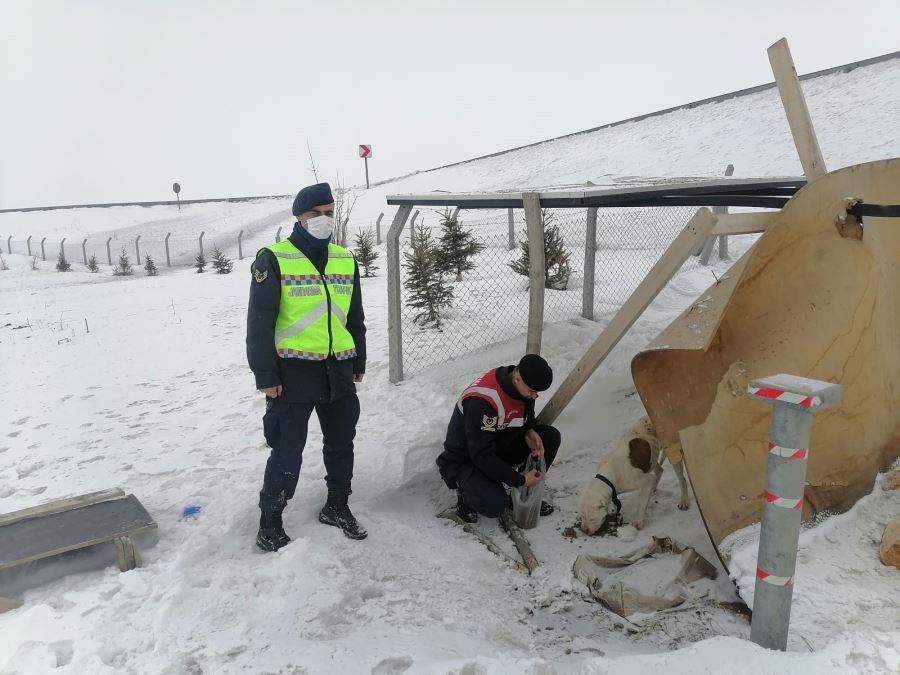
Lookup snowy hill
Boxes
[1,56,899,674]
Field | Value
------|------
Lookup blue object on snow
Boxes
[182,504,202,518]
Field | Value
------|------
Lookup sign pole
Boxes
[365,156,370,189]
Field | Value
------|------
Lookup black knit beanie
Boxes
[517,354,552,391]
[292,183,334,216]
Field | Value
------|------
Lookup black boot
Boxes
[456,490,478,523]
[319,490,368,540]
[256,511,291,552]
[540,500,555,516]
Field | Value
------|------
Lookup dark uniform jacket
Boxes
[437,365,534,489]
[246,223,366,404]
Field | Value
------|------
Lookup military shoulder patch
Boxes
[253,267,268,283]
[480,415,498,432]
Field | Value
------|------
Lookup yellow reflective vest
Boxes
[262,239,357,361]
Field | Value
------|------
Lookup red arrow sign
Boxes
[359,144,372,158]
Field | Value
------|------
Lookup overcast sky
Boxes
[1,0,898,209]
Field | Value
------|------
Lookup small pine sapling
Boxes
[509,209,571,290]
[87,255,100,272]
[211,247,233,274]
[144,254,158,276]
[56,249,72,272]
[435,209,483,281]
[0,254,8,271]
[354,229,379,277]
[114,247,133,276]
[403,224,454,329]
[195,252,207,273]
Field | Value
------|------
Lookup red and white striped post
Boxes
[747,374,842,650]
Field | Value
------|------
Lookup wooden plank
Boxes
[437,509,526,571]
[0,488,126,527]
[0,494,157,570]
[523,192,545,354]
[386,205,413,383]
[537,208,718,426]
[768,38,827,180]
[499,510,539,574]
[709,213,775,236]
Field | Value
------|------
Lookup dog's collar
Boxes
[595,473,622,515]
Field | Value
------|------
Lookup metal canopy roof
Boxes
[386,177,807,210]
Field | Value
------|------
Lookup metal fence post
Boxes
[275,226,282,243]
[238,230,244,260]
[582,207,598,320]
[41,237,47,261]
[199,232,205,258]
[375,213,383,245]
[164,233,171,267]
[135,235,142,265]
[26,235,32,257]
[387,205,413,384]
[409,210,419,247]
[5,235,10,254]
[507,208,516,250]
[82,238,88,265]
[523,194,545,354]
[106,237,113,265]
[747,374,842,651]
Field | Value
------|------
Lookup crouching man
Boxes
[436,354,561,522]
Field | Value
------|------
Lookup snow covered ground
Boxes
[1,55,899,675]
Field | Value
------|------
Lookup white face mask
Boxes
[305,215,334,239]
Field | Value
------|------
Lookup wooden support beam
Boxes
[537,208,718,426]
[523,193,545,354]
[499,510,539,574]
[709,212,775,236]
[438,509,526,571]
[768,38,827,180]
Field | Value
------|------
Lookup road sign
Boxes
[359,145,372,159]
[172,182,181,194]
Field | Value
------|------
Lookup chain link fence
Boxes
[397,206,712,378]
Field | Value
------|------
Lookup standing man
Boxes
[436,354,561,522]
[247,182,367,551]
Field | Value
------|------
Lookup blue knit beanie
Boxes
[292,183,334,217]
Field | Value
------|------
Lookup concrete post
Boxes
[747,373,842,651]
[523,193,545,354]
[387,205,413,383]
[409,210,419,247]
[275,226,282,243]
[507,208,516,250]
[375,213,384,245]
[582,207,598,320]
[135,235,141,265]
[5,235,10,254]
[164,233,171,267]
[106,237,113,265]
[451,206,460,220]
[60,237,66,262]
[26,235,32,257]
[199,232,205,258]
[41,237,47,261]
[238,230,244,260]
[82,238,88,265]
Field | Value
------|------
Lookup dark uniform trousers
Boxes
[259,393,361,513]
[456,424,561,518]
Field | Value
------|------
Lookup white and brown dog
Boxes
[578,416,690,534]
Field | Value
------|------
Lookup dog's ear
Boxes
[628,438,653,473]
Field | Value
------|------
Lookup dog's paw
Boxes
[677,499,690,511]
